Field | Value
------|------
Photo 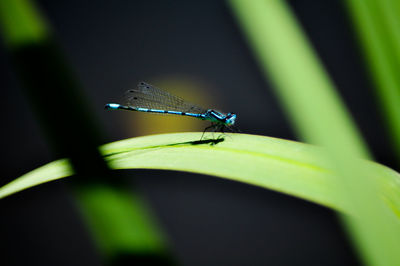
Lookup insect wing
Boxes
[124,82,207,114]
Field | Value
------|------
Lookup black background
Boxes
[0,1,394,265]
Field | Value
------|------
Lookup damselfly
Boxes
[105,82,237,135]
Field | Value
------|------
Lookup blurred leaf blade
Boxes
[0,0,175,264]
[0,0,48,47]
[228,0,400,265]
[227,0,369,157]
[345,0,400,161]
[74,184,171,263]
[2,133,400,219]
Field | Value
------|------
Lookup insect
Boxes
[105,82,237,136]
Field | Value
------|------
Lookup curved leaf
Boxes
[2,133,400,217]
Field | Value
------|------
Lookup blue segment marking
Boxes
[166,110,182,115]
[105,103,121,109]
[133,108,204,119]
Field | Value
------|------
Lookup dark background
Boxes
[0,1,394,265]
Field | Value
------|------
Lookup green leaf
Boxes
[345,0,400,160]
[0,0,48,47]
[228,1,400,265]
[2,133,400,218]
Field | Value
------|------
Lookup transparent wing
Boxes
[123,82,207,114]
